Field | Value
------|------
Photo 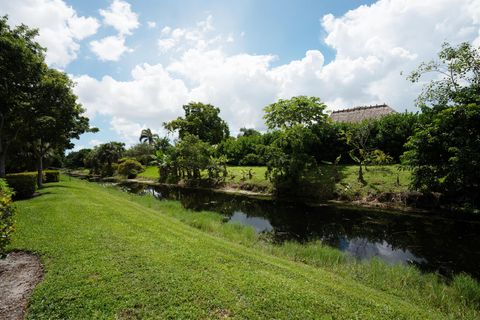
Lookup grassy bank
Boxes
[138,165,410,198]
[10,177,479,319]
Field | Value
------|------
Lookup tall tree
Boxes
[403,42,480,204]
[95,142,125,176]
[27,68,92,187]
[139,128,159,145]
[164,102,230,144]
[263,96,328,130]
[0,16,45,177]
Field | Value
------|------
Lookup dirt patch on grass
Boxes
[0,252,43,320]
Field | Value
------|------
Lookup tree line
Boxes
[0,16,94,187]
[2,15,476,207]
[66,42,479,207]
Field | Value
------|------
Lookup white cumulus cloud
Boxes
[74,0,480,141]
[0,0,99,67]
[147,21,157,29]
[90,35,132,61]
[157,15,223,53]
[99,0,139,35]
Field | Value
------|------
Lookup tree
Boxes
[153,136,171,152]
[217,134,266,166]
[0,16,45,177]
[369,112,418,162]
[408,42,480,109]
[117,159,145,179]
[174,134,213,180]
[27,68,92,187]
[164,102,229,144]
[65,149,92,168]
[93,142,125,176]
[341,121,373,183]
[139,128,159,145]
[263,96,328,130]
[263,97,331,195]
[125,143,155,165]
[265,125,319,187]
[238,127,260,137]
[151,149,175,183]
[403,42,480,204]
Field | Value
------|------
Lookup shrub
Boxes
[0,179,15,256]
[44,170,60,183]
[6,172,37,199]
[117,159,145,179]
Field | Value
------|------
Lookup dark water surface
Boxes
[119,181,480,279]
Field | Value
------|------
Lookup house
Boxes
[330,104,396,123]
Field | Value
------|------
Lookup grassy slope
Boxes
[11,178,445,319]
[329,164,411,198]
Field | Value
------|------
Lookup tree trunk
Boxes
[358,164,365,185]
[37,156,43,188]
[0,152,6,178]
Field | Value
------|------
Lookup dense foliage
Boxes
[264,96,328,129]
[85,142,125,176]
[0,16,93,184]
[6,172,37,199]
[124,143,157,165]
[65,149,91,168]
[403,42,480,205]
[0,16,45,177]
[44,170,60,183]
[217,130,269,166]
[117,159,145,179]
[164,102,230,144]
[0,178,14,256]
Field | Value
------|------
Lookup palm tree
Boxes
[139,128,159,145]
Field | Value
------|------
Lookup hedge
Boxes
[6,172,37,199]
[0,179,15,256]
[44,170,60,183]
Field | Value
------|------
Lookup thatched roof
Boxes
[330,104,396,123]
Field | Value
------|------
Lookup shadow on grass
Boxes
[40,184,71,189]
[13,191,53,202]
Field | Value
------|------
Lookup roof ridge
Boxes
[332,104,390,114]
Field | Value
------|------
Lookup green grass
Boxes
[137,165,158,180]
[331,165,411,199]
[222,166,270,187]
[9,177,479,319]
[138,165,410,199]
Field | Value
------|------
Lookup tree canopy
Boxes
[263,96,328,130]
[403,42,480,204]
[0,16,93,181]
[0,16,45,177]
[164,102,230,145]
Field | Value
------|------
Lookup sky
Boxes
[1,0,479,149]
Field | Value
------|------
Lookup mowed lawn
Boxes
[138,166,270,187]
[9,178,445,319]
[138,165,410,197]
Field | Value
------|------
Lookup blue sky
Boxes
[1,0,479,149]
[66,0,375,80]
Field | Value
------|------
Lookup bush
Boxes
[44,170,60,183]
[0,179,15,256]
[117,159,145,179]
[6,172,37,199]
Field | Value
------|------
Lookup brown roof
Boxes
[330,104,396,123]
